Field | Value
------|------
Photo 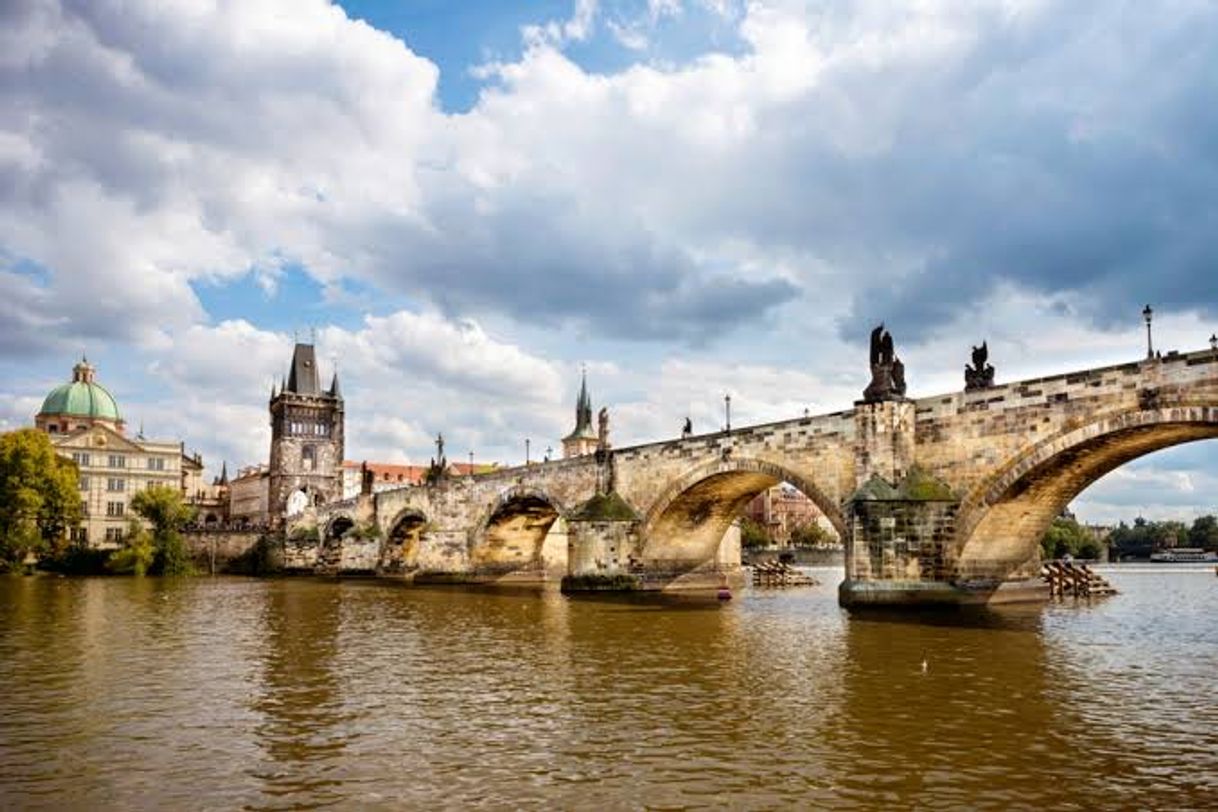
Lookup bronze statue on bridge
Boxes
[965,341,996,391]
[863,323,907,402]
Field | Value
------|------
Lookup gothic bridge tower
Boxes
[268,343,344,526]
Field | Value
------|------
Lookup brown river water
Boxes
[1,568,1215,810]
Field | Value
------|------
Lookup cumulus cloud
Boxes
[8,0,1215,353]
[1074,455,1218,525]
[135,310,564,472]
[3,0,1217,516]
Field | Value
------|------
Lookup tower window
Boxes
[302,445,315,472]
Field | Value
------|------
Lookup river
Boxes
[1,567,1215,810]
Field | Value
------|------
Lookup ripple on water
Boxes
[1,572,1216,809]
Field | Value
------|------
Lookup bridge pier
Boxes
[838,468,1047,607]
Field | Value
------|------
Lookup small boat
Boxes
[1148,547,1218,563]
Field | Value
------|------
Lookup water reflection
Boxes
[249,580,349,809]
[0,572,1214,809]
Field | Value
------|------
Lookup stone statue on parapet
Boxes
[964,341,996,391]
[597,407,611,450]
[426,432,448,484]
[862,323,908,402]
[682,416,692,438]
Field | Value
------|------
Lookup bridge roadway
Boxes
[297,348,1218,605]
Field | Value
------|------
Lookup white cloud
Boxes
[2,0,1217,517]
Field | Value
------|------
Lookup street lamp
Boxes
[1142,304,1154,359]
[724,393,732,434]
[545,446,553,463]
[1210,333,1217,353]
[525,438,531,465]
[468,450,474,473]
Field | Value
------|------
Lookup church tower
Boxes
[268,343,344,525]
[562,369,599,458]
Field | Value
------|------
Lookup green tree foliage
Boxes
[343,521,383,541]
[1040,516,1102,560]
[738,517,770,549]
[106,519,156,576]
[789,521,837,548]
[1108,514,1218,558]
[0,429,82,570]
[1188,515,1218,550]
[289,524,321,543]
[129,485,197,575]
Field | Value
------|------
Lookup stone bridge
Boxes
[297,348,1218,605]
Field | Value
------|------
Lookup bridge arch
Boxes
[323,512,356,542]
[383,507,428,573]
[469,486,568,573]
[641,456,845,568]
[954,404,1218,581]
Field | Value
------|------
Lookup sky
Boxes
[1,0,1216,526]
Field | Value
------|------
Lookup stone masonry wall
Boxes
[304,349,1218,592]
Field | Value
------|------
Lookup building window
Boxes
[73,452,91,466]
[70,527,89,544]
[105,527,124,542]
[148,457,165,471]
[79,476,90,491]
[302,445,315,472]
[106,502,125,517]
[107,478,125,492]
[48,425,58,434]
[109,454,126,468]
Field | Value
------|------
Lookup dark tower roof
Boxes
[217,461,228,486]
[329,372,342,399]
[285,343,321,395]
[564,368,597,441]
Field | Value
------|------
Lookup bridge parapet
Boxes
[297,348,1217,603]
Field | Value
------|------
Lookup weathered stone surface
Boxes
[296,349,1218,604]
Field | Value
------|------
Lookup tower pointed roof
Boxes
[564,367,597,441]
[285,343,321,395]
[329,371,342,399]
[218,461,229,486]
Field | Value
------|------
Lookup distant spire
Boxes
[137,420,145,440]
[218,461,228,486]
[329,371,342,398]
[577,366,592,431]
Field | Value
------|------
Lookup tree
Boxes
[129,485,197,575]
[106,519,156,576]
[1040,516,1101,560]
[1188,515,1218,551]
[738,517,770,549]
[789,521,836,548]
[0,429,82,570]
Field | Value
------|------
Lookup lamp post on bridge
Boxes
[525,438,531,465]
[724,393,732,435]
[1143,304,1154,359]
[469,450,474,474]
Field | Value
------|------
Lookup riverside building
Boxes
[34,357,195,547]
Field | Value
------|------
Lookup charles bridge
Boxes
[292,342,1218,606]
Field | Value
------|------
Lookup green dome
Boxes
[39,360,121,422]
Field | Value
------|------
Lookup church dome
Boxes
[38,359,122,423]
